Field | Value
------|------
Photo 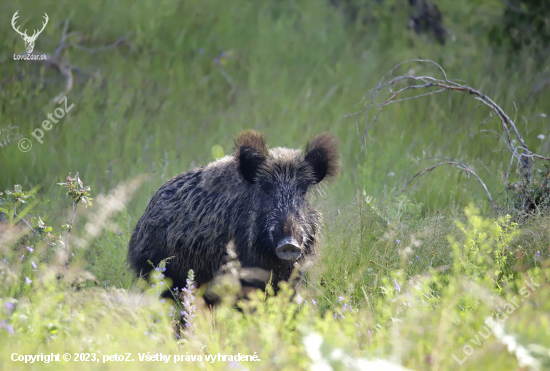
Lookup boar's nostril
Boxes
[276,237,301,260]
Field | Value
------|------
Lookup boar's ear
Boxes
[234,130,267,183]
[304,132,341,184]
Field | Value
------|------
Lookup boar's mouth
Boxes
[275,237,301,260]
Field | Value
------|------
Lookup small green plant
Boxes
[449,204,520,290]
[0,184,61,250]
[0,174,94,295]
[0,184,36,225]
[58,172,93,236]
[58,172,93,209]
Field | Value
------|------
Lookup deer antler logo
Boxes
[11,11,49,54]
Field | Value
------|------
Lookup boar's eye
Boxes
[261,184,273,197]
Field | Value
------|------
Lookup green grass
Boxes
[1,0,550,370]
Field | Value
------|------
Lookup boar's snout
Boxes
[275,237,301,260]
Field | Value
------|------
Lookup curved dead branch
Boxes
[401,157,496,210]
[347,59,550,209]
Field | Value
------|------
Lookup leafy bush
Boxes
[507,167,550,215]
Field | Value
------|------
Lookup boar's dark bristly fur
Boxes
[128,130,340,296]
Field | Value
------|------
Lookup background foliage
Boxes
[0,0,549,370]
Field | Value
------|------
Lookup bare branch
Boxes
[70,34,131,54]
[50,64,73,103]
[348,59,549,206]
[401,157,496,210]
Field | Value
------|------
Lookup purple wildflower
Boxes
[31,261,37,269]
[338,296,344,302]
[160,299,165,304]
[182,270,196,336]
[416,255,420,260]
[340,314,345,319]
[536,251,540,256]
[5,302,14,311]
[119,231,123,237]
[20,255,24,262]
[334,313,337,319]
[214,57,220,64]
[198,48,204,54]
[155,267,160,272]
[151,284,155,287]
[0,320,12,334]
[312,299,316,306]
[296,294,303,304]
[393,278,401,292]
[26,246,34,253]
[25,277,32,285]
[395,240,401,244]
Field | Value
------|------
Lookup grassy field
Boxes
[1,0,549,370]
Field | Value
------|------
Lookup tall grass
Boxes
[1,0,549,370]
[1,0,548,211]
